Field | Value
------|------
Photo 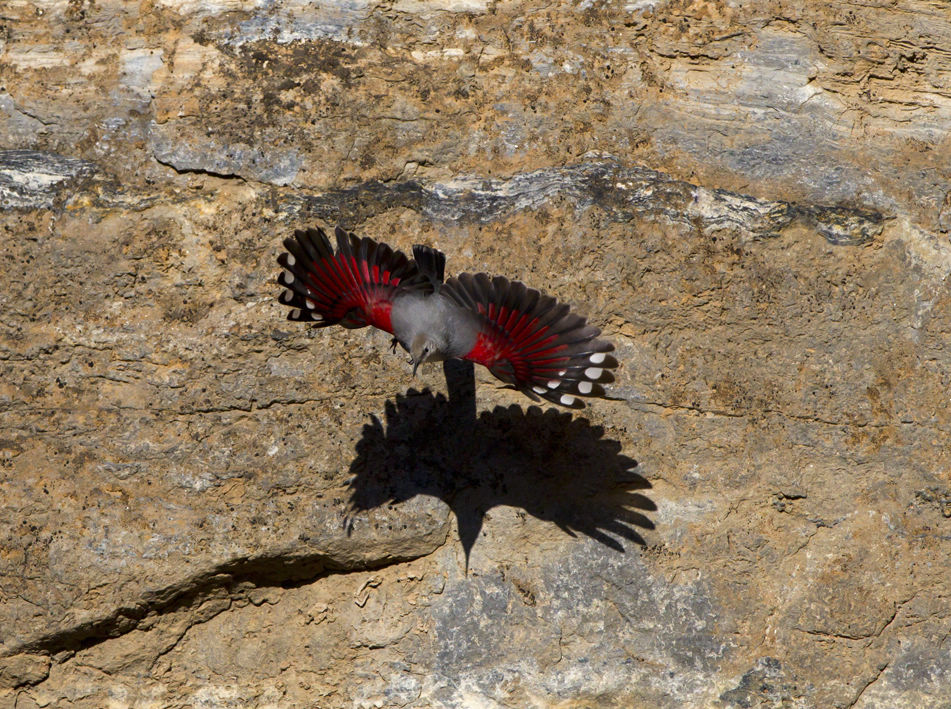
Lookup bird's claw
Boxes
[389,337,399,355]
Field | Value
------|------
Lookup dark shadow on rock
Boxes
[347,360,656,567]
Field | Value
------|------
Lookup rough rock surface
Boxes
[1,0,950,706]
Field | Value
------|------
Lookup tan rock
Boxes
[2,0,950,706]
[0,654,50,689]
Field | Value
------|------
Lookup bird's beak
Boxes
[412,358,421,377]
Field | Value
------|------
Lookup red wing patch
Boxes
[443,272,618,409]
[277,226,428,333]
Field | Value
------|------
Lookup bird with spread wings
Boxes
[277,225,618,408]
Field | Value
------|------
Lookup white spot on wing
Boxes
[287,254,296,266]
[284,273,295,284]
[560,394,575,406]
[578,381,593,394]
[532,386,546,395]
[547,379,560,389]
[290,309,301,318]
[589,352,606,364]
[306,299,316,310]
[585,367,602,379]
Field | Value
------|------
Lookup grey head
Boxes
[410,331,447,375]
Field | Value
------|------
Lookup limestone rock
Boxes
[0,150,96,209]
[0,654,50,689]
[2,0,950,707]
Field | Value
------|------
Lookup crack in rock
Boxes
[149,121,301,186]
[2,536,448,661]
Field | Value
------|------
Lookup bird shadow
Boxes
[346,360,656,568]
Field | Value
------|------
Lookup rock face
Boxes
[1,0,950,706]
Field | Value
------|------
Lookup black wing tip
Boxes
[276,268,307,295]
[285,307,332,325]
[542,389,588,409]
[523,341,620,406]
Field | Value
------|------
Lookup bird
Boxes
[276,225,618,408]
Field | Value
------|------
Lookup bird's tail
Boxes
[412,244,446,286]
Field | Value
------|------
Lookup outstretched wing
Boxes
[277,226,429,332]
[442,273,618,409]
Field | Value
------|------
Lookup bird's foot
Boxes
[389,337,399,355]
